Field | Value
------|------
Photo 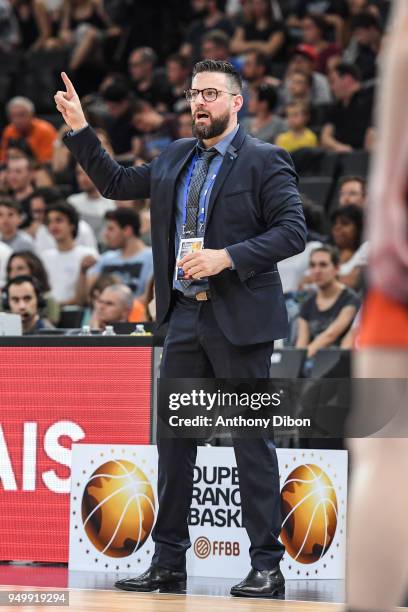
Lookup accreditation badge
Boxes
[175,237,204,281]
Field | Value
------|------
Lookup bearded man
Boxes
[54,59,306,598]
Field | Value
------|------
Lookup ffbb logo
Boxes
[194,537,240,559]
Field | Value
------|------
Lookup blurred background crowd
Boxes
[0,0,391,350]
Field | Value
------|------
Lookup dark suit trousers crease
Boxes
[151,293,285,572]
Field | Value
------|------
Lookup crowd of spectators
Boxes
[0,0,391,352]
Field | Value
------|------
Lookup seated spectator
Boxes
[301,13,341,74]
[176,110,193,139]
[286,69,314,108]
[280,45,332,106]
[276,101,318,152]
[230,0,287,60]
[101,81,138,158]
[0,198,35,253]
[6,250,60,324]
[3,275,54,334]
[321,62,374,152]
[68,164,114,241]
[58,0,120,72]
[4,156,35,224]
[0,97,57,163]
[343,11,382,82]
[242,51,278,90]
[330,204,368,288]
[338,175,366,207]
[93,283,133,330]
[88,208,153,298]
[131,101,177,161]
[279,197,324,294]
[41,201,98,305]
[241,83,286,143]
[166,54,191,113]
[296,245,360,357]
[128,47,172,111]
[201,30,234,63]
[181,0,235,64]
[26,187,97,253]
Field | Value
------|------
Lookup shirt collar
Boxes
[197,124,239,157]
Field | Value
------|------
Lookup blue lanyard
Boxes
[183,154,218,235]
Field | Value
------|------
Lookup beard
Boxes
[192,109,230,140]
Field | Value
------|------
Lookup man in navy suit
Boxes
[55,60,306,598]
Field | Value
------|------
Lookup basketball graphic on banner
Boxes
[81,460,155,558]
[280,464,338,564]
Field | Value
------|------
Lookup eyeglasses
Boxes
[184,88,239,102]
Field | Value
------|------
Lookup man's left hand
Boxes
[178,249,232,279]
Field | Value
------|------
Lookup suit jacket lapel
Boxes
[206,151,236,227]
[206,126,246,227]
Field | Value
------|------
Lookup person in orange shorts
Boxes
[347,1,408,611]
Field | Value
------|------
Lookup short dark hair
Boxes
[202,30,231,50]
[4,274,44,307]
[339,175,366,194]
[310,245,340,267]
[330,204,364,247]
[192,59,242,92]
[29,186,62,205]
[334,62,362,82]
[0,197,22,214]
[46,201,79,238]
[257,84,278,111]
[105,208,141,237]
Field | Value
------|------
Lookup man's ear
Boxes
[233,94,244,114]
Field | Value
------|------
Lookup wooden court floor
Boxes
[0,586,351,612]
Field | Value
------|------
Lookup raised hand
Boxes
[54,72,88,131]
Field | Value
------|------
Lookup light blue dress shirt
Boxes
[173,124,239,296]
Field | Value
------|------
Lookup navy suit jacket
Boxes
[64,125,306,345]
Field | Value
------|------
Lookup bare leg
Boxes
[347,350,408,611]
[69,25,99,71]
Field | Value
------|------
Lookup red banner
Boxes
[0,347,152,562]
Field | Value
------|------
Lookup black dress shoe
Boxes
[115,565,187,592]
[230,566,285,598]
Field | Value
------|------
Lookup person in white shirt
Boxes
[68,163,115,242]
[41,201,98,305]
[26,187,97,253]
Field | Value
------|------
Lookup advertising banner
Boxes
[0,347,152,562]
[69,444,347,579]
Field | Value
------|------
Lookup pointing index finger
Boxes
[61,72,76,98]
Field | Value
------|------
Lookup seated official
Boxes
[87,208,153,298]
[2,274,54,334]
[296,245,360,357]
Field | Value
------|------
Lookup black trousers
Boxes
[151,293,285,571]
